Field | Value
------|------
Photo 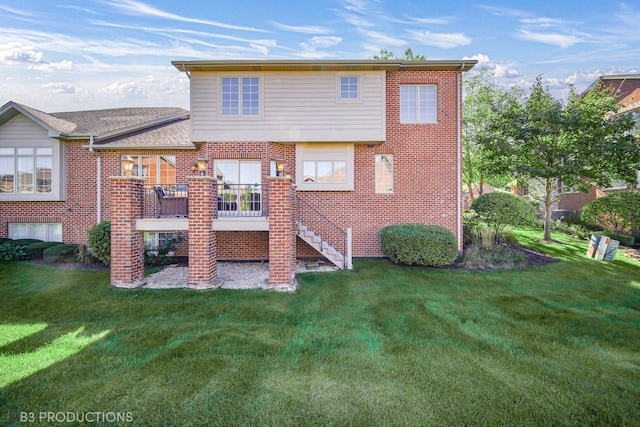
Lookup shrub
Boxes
[581,192,640,232]
[43,244,78,263]
[144,233,183,266]
[461,244,527,270]
[600,230,635,247]
[5,238,44,247]
[88,221,111,265]
[75,244,97,264]
[0,243,27,261]
[471,192,537,244]
[23,241,64,260]
[380,223,458,267]
[0,238,12,245]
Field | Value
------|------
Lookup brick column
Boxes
[268,177,296,289]
[110,176,145,288]
[187,176,218,288]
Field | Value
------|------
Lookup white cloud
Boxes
[30,60,74,72]
[99,81,146,99]
[270,22,332,35]
[409,30,471,49]
[0,6,38,17]
[363,31,405,47]
[0,42,45,63]
[463,54,520,79]
[343,0,368,13]
[101,0,269,32]
[43,82,75,94]
[303,36,342,49]
[516,30,581,48]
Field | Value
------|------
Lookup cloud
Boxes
[30,60,75,72]
[476,4,531,18]
[343,0,368,13]
[0,6,38,17]
[362,31,405,47]
[463,53,520,79]
[43,82,75,94]
[57,5,100,15]
[302,36,342,49]
[101,0,269,32]
[99,81,146,99]
[270,22,332,34]
[0,42,45,63]
[408,30,471,49]
[516,30,582,48]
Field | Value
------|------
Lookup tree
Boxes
[372,48,426,61]
[470,192,537,244]
[483,76,640,240]
[462,71,518,201]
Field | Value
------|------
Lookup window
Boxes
[122,155,176,188]
[375,155,393,193]
[144,232,175,254]
[340,76,358,100]
[214,160,262,215]
[303,161,347,183]
[296,143,354,191]
[400,84,437,123]
[221,77,260,116]
[0,147,53,194]
[9,223,62,242]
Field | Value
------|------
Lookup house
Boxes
[0,58,476,289]
[557,74,640,215]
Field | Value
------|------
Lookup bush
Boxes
[0,238,12,245]
[5,238,44,247]
[471,193,537,244]
[75,244,97,264]
[43,244,78,263]
[88,221,111,265]
[0,243,27,261]
[581,192,640,232]
[23,241,64,260]
[600,230,635,247]
[380,223,458,267]
[144,233,183,266]
[461,244,527,270]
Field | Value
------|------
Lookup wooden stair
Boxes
[296,222,345,269]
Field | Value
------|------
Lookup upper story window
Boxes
[340,76,358,100]
[400,84,437,123]
[0,147,53,194]
[222,77,260,116]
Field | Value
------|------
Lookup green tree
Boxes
[462,71,518,201]
[372,48,426,61]
[483,76,639,240]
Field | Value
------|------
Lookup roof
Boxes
[0,101,193,148]
[172,59,477,73]
[584,74,640,103]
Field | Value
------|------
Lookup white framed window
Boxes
[214,160,262,216]
[400,84,437,123]
[375,154,394,193]
[8,223,62,242]
[340,76,358,100]
[0,147,53,194]
[296,143,354,191]
[221,77,260,116]
[144,232,175,255]
[121,155,176,187]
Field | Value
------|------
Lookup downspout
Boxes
[89,135,102,223]
[457,64,464,252]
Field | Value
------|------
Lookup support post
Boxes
[187,175,219,289]
[110,176,145,288]
[268,176,296,290]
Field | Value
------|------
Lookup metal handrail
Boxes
[217,183,264,217]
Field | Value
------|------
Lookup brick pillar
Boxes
[268,177,296,289]
[110,176,145,288]
[187,176,218,288]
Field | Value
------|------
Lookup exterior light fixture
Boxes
[276,159,285,177]
[121,155,135,177]
[191,161,198,174]
[196,157,208,176]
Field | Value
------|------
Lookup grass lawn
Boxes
[1,228,639,426]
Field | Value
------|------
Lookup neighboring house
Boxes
[1,58,476,288]
[557,74,640,215]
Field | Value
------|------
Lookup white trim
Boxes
[213,217,269,231]
[136,218,189,231]
[218,74,264,119]
[399,84,437,124]
[336,74,363,103]
[296,143,354,191]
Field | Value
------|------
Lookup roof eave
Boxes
[82,143,196,150]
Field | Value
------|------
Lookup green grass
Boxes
[1,228,639,426]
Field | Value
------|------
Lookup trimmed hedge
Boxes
[0,238,12,245]
[380,223,458,267]
[43,243,78,263]
[5,238,44,247]
[23,241,64,260]
[581,191,640,233]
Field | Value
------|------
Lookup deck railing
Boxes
[143,184,189,218]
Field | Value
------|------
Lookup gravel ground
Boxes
[141,261,338,291]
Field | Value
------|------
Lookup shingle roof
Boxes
[14,102,78,134]
[50,106,188,136]
[94,117,193,149]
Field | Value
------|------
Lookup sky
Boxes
[1,0,638,113]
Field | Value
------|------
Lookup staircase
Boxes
[296,222,346,269]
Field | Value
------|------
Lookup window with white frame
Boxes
[340,76,358,100]
[400,84,437,123]
[375,154,393,193]
[121,155,176,188]
[0,147,53,194]
[144,232,175,255]
[9,223,62,242]
[221,77,260,116]
[214,160,262,215]
[296,143,354,191]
